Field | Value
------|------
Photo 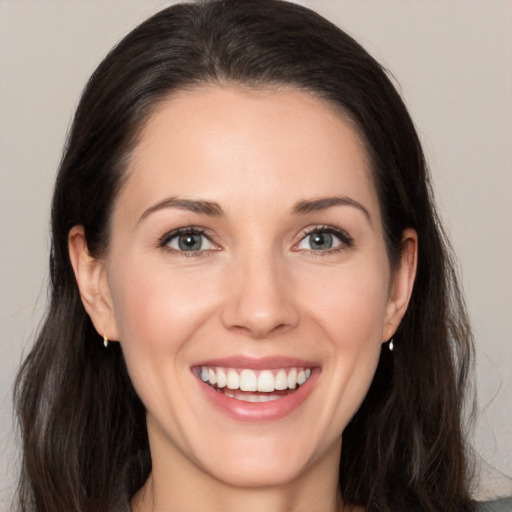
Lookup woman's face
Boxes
[82,86,416,489]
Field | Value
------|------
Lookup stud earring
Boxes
[388,338,394,352]
[103,332,108,348]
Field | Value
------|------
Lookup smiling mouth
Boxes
[196,366,313,403]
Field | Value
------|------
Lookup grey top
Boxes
[477,497,512,512]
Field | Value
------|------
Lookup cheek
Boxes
[305,266,388,431]
[107,259,220,371]
[302,259,389,414]
[106,260,224,422]
[111,257,207,331]
[302,260,390,345]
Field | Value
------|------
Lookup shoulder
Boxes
[476,496,512,512]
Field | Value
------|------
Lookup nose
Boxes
[220,250,300,339]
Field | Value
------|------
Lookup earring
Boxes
[103,332,108,348]
[388,338,394,352]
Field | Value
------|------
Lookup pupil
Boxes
[178,234,202,251]
[311,232,332,250]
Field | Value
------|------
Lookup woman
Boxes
[13,0,485,510]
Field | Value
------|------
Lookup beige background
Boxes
[1,0,510,505]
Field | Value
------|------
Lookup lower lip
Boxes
[195,370,319,422]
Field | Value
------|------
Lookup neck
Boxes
[131,439,344,512]
[132,474,343,512]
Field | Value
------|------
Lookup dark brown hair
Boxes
[14,1,475,510]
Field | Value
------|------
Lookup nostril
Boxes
[228,321,294,340]
[220,264,300,337]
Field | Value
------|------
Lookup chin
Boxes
[190,430,339,490]
[203,458,310,489]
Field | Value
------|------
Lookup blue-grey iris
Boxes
[310,232,333,250]
[178,234,203,251]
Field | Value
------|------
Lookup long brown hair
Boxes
[14,1,475,510]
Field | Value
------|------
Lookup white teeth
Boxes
[216,368,227,388]
[222,393,282,403]
[257,370,275,392]
[199,366,313,394]
[239,369,257,392]
[226,369,239,390]
[258,394,280,402]
[274,369,288,390]
[287,368,297,389]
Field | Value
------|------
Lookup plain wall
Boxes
[1,0,511,505]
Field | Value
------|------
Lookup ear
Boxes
[68,225,119,341]
[382,228,418,342]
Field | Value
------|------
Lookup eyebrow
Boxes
[138,195,371,224]
[138,197,223,224]
[291,196,371,223]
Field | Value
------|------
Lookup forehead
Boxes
[117,85,379,223]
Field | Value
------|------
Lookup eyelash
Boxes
[158,226,217,257]
[158,225,353,256]
[294,225,353,254]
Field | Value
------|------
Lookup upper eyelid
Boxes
[293,225,353,250]
[298,225,352,240]
[159,226,213,246]
[157,224,352,249]
[158,227,220,257]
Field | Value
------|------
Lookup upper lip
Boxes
[192,356,319,370]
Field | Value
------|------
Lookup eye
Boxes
[162,228,216,253]
[295,227,351,252]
